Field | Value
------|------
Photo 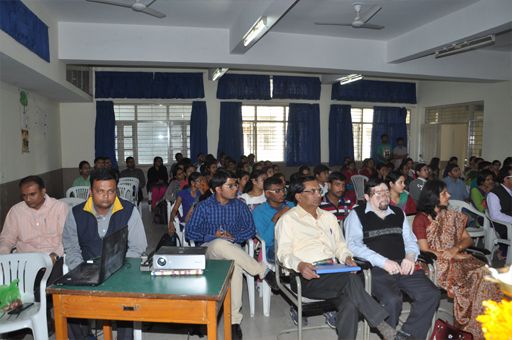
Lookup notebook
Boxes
[315,263,361,275]
[55,226,128,286]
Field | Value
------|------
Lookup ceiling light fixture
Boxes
[243,16,268,47]
[338,74,363,85]
[208,68,229,81]
[435,35,495,59]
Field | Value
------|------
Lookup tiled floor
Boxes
[4,201,454,340]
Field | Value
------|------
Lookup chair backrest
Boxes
[117,183,134,203]
[119,177,139,197]
[448,199,484,217]
[0,253,53,303]
[59,197,85,207]
[351,175,368,202]
[66,186,90,199]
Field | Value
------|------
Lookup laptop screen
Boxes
[100,226,129,281]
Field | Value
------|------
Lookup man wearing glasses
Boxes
[276,176,398,340]
[186,169,277,340]
[253,176,294,262]
[345,178,440,339]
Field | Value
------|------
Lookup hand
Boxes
[215,229,235,241]
[400,257,415,275]
[443,246,459,260]
[168,221,176,235]
[49,252,58,264]
[297,262,319,280]
[383,259,401,275]
[344,256,357,267]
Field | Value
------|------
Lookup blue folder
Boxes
[315,263,361,275]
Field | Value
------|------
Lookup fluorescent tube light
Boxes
[208,68,229,81]
[338,74,363,85]
[243,17,268,47]
[435,35,495,59]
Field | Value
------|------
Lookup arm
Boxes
[126,208,148,258]
[0,209,19,254]
[185,202,210,242]
[344,210,389,268]
[62,210,84,270]
[487,192,512,223]
[470,188,485,213]
[168,196,183,233]
[253,208,275,248]
[232,203,256,243]
[136,169,146,189]
[401,211,419,260]
[275,215,303,271]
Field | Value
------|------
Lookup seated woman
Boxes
[359,158,377,179]
[412,180,501,338]
[470,169,494,213]
[168,172,206,234]
[239,169,267,212]
[386,171,416,215]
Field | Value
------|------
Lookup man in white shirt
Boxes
[276,176,398,340]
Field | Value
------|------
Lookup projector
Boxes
[153,246,206,270]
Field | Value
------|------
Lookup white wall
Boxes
[417,80,512,161]
[0,80,62,184]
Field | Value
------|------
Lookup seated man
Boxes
[119,156,146,203]
[319,171,353,222]
[0,175,68,277]
[275,176,398,340]
[313,164,330,196]
[345,178,440,339]
[443,163,468,201]
[186,169,276,340]
[72,160,91,187]
[253,176,294,262]
[63,168,148,340]
[409,163,429,204]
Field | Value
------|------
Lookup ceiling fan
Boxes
[315,2,384,30]
[85,0,166,18]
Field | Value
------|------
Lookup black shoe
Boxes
[263,270,279,291]
[231,324,243,340]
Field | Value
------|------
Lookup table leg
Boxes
[223,285,232,340]
[207,301,218,340]
[103,321,113,340]
[52,295,67,340]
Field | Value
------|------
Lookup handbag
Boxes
[430,319,473,340]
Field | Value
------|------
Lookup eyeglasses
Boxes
[223,183,239,189]
[302,188,322,195]
[371,190,390,198]
[266,188,286,194]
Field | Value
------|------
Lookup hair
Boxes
[171,165,184,178]
[313,164,330,176]
[184,163,196,173]
[445,163,459,174]
[429,157,440,169]
[175,152,183,159]
[327,171,346,183]
[94,156,104,164]
[263,176,284,190]
[497,165,512,183]
[396,137,404,143]
[188,171,202,185]
[416,179,447,218]
[376,162,390,171]
[386,171,405,186]
[448,156,458,164]
[89,168,118,187]
[19,175,45,189]
[364,177,387,195]
[414,163,428,173]
[210,169,235,191]
[381,133,388,139]
[492,160,501,167]
[477,161,492,171]
[362,158,374,168]
[288,175,316,203]
[236,170,250,179]
[125,156,134,162]
[476,170,494,186]
[79,160,90,169]
[153,156,163,165]
[298,165,310,174]
[244,169,267,193]
[502,157,512,168]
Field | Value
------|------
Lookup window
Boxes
[351,107,411,161]
[114,104,191,165]
[242,105,288,162]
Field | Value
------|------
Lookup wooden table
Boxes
[47,258,234,340]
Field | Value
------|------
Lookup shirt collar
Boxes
[295,204,325,219]
[83,196,124,215]
[364,202,395,216]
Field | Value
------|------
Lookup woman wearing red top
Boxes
[386,171,416,215]
[359,158,377,179]
[412,180,501,338]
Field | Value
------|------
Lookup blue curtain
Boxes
[332,80,416,104]
[286,103,320,166]
[370,106,407,160]
[272,76,321,100]
[95,101,118,168]
[217,102,243,160]
[95,72,204,99]
[329,105,354,166]
[0,0,50,62]
[216,74,271,100]
[190,101,208,163]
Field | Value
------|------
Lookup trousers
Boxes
[205,238,267,324]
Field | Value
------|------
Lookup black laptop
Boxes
[55,226,129,286]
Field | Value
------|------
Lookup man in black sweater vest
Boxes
[345,178,440,339]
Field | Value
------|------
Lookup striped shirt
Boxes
[186,195,256,244]
[319,195,353,221]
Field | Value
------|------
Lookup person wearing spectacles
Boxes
[186,169,277,340]
[239,169,268,212]
[344,178,440,339]
[253,176,294,262]
[275,176,399,340]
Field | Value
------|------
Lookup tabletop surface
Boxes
[47,258,234,301]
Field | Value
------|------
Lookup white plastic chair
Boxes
[254,235,273,317]
[59,197,85,208]
[351,175,368,202]
[118,183,135,205]
[0,253,53,340]
[448,200,487,247]
[65,186,90,199]
[244,241,256,318]
[485,210,512,265]
[167,200,186,247]
[118,177,139,206]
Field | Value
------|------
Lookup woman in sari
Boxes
[412,180,501,338]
